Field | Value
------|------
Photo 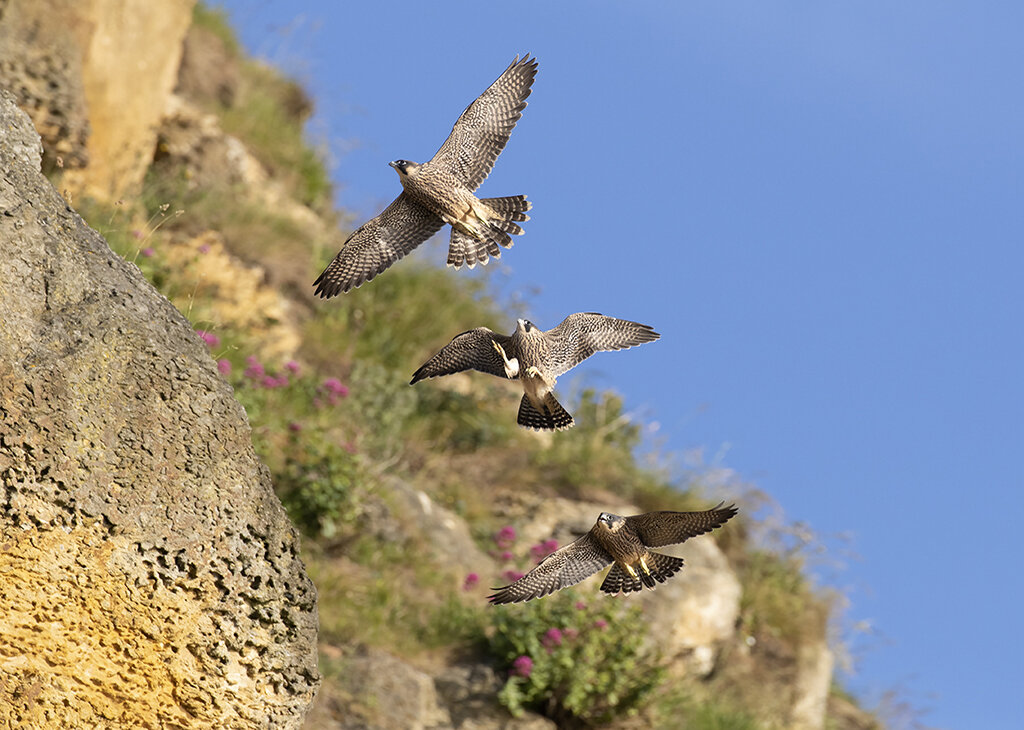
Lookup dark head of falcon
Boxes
[388,159,419,176]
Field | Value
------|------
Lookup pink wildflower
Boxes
[284,360,301,375]
[195,329,220,348]
[140,247,155,258]
[244,356,264,379]
[217,359,232,375]
[575,601,587,611]
[198,243,211,254]
[564,628,578,641]
[511,655,533,678]
[494,526,516,549]
[542,627,563,649]
[320,377,349,404]
[502,570,525,583]
[499,550,514,562]
[530,539,559,562]
[131,229,144,240]
[594,619,608,630]
[288,422,302,433]
[462,573,479,591]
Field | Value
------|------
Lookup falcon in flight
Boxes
[410,313,660,431]
[313,55,538,297]
[488,503,739,604]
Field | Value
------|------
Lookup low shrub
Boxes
[487,591,663,725]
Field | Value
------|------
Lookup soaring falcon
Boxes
[410,313,660,431]
[313,55,538,297]
[488,503,739,604]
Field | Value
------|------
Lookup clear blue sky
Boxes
[214,2,1023,727]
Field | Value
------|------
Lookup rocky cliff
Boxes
[0,88,318,728]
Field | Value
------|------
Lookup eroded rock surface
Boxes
[0,88,318,728]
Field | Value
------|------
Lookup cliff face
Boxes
[0,0,195,198]
[0,89,318,728]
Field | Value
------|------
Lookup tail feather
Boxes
[448,229,493,268]
[517,393,574,431]
[481,195,531,218]
[447,232,467,268]
[447,195,531,269]
[647,552,685,584]
[600,553,685,596]
[600,565,643,595]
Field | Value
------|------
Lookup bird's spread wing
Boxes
[410,329,512,384]
[626,503,739,548]
[488,534,612,605]
[313,193,443,297]
[546,313,660,377]
[430,55,538,191]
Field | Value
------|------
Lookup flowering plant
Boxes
[487,590,662,724]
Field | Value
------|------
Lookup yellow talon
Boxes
[639,556,652,576]
[625,564,639,580]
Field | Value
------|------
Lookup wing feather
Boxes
[545,313,660,377]
[626,503,739,549]
[410,329,512,384]
[488,534,612,605]
[430,55,538,191]
[313,193,443,297]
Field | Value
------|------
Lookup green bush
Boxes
[277,435,361,538]
[739,549,819,645]
[487,591,663,725]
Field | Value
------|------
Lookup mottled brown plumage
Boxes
[314,55,537,297]
[488,503,738,604]
[410,313,660,431]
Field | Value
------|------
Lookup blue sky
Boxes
[214,2,1023,727]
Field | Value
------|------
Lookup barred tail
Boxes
[447,195,531,269]
[517,393,574,431]
[600,553,685,595]
[481,194,531,220]
[448,229,501,268]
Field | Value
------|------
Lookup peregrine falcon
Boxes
[488,503,738,604]
[313,55,538,297]
[410,313,660,431]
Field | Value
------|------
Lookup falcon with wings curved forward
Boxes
[314,55,537,296]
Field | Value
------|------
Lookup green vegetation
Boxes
[219,63,331,208]
[70,5,877,727]
[739,549,825,645]
[191,3,239,55]
[488,591,662,724]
